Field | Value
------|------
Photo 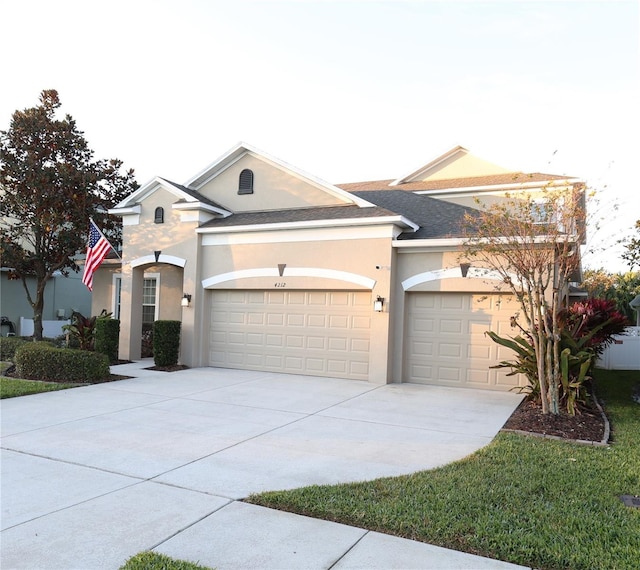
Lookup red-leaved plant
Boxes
[559,298,629,356]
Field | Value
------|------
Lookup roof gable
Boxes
[185,142,374,212]
[390,146,512,186]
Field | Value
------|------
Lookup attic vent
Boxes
[238,169,254,195]
[154,207,164,224]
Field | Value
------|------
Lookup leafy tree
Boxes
[581,268,640,322]
[621,219,640,269]
[0,90,138,340]
[462,185,586,415]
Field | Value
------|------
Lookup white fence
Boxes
[597,327,640,371]
[19,318,70,338]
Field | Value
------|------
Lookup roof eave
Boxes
[197,215,416,235]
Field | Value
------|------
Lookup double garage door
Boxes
[209,290,371,380]
[405,292,525,390]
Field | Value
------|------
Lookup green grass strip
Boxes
[248,369,640,570]
[119,552,213,570]
[0,377,80,399]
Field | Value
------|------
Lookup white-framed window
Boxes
[112,272,160,322]
[531,199,555,224]
[142,273,160,323]
[112,274,122,320]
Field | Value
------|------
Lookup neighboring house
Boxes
[93,143,583,391]
[0,269,91,336]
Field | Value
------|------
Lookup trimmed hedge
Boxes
[153,320,181,367]
[0,337,29,361]
[95,318,120,363]
[15,342,110,383]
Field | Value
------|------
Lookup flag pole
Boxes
[89,217,121,260]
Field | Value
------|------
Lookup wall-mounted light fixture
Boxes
[374,296,384,312]
[181,293,192,307]
[460,262,471,278]
[154,250,162,263]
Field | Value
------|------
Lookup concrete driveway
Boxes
[1,363,527,570]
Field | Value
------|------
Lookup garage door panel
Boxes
[328,360,347,374]
[350,338,369,353]
[329,315,349,328]
[330,292,350,305]
[308,292,328,305]
[350,361,369,375]
[288,291,306,304]
[414,318,435,332]
[265,291,284,304]
[247,313,264,325]
[286,335,304,348]
[308,315,326,327]
[287,314,305,327]
[304,358,325,372]
[441,295,465,310]
[440,319,463,334]
[307,336,326,350]
[439,367,461,382]
[405,292,524,391]
[352,316,371,329]
[439,343,462,358]
[328,337,348,351]
[210,290,370,380]
[468,344,491,360]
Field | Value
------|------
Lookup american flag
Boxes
[82,220,113,291]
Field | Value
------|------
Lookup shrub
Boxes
[152,320,181,367]
[15,342,110,383]
[558,298,629,357]
[62,311,98,350]
[0,337,29,361]
[487,298,629,415]
[95,318,120,363]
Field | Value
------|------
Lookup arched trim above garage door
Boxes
[402,267,520,291]
[131,254,187,268]
[202,267,376,289]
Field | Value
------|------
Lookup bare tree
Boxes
[462,184,586,415]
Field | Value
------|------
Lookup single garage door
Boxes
[405,292,525,390]
[209,290,371,380]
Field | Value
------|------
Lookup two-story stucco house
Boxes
[92,143,583,391]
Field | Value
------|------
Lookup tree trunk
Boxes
[32,293,44,341]
[32,273,49,341]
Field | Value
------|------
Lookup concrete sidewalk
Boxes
[1,361,529,569]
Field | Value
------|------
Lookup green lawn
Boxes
[0,375,80,399]
[247,369,640,570]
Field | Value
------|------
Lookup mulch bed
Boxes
[503,397,606,443]
[143,364,190,372]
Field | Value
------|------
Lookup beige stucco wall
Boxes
[116,187,198,361]
[417,153,511,182]
[196,154,347,212]
[91,263,120,316]
[122,190,199,261]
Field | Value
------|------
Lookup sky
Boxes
[2,0,638,271]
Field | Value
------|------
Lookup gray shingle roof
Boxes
[338,172,575,193]
[352,191,479,239]
[158,178,228,210]
[198,204,398,228]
